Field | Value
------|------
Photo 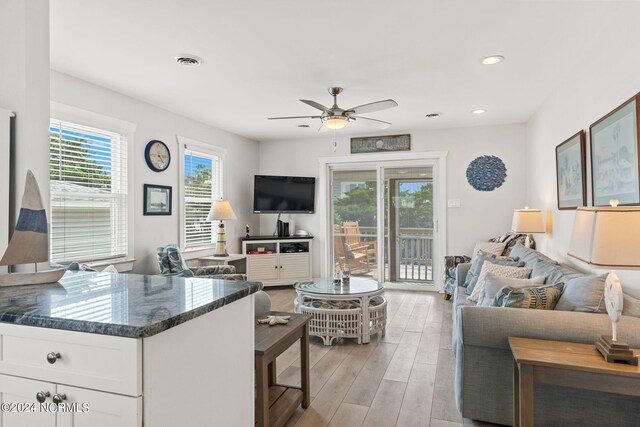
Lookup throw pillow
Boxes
[467,262,532,303]
[479,272,546,307]
[495,283,565,310]
[471,241,507,264]
[623,293,640,318]
[555,274,607,313]
[463,250,522,293]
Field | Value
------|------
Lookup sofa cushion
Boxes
[531,260,584,285]
[555,274,607,313]
[508,241,557,268]
[623,293,640,318]
[468,262,532,303]
[479,272,545,307]
[464,251,523,293]
[495,283,565,309]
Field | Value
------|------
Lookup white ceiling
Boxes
[50,0,632,142]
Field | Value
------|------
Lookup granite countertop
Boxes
[0,271,262,338]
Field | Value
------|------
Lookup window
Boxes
[183,147,223,248]
[49,119,128,263]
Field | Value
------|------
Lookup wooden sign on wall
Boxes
[350,134,411,154]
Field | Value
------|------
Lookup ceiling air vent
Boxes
[175,54,204,67]
[425,113,441,118]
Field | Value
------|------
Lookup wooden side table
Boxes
[509,337,640,427]
[255,311,311,427]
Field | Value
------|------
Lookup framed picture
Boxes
[350,134,410,153]
[555,131,586,210]
[144,184,172,215]
[590,94,640,206]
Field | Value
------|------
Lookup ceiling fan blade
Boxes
[351,116,392,129]
[300,99,330,112]
[268,115,322,120]
[348,99,398,115]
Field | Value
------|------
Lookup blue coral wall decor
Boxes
[466,155,507,191]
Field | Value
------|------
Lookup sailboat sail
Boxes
[0,170,49,266]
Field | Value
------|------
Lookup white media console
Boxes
[242,236,313,287]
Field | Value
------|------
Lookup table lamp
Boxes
[511,207,545,248]
[567,205,640,365]
[207,200,237,257]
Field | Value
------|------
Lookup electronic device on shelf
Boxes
[294,229,312,237]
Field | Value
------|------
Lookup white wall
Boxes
[50,71,260,274]
[0,0,50,271]
[259,123,528,277]
[525,4,640,297]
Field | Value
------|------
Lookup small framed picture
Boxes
[144,184,172,215]
[555,131,586,210]
[590,93,640,206]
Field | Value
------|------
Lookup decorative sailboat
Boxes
[0,170,66,286]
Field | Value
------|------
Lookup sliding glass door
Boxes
[328,161,438,289]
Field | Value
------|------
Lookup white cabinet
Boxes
[242,238,312,286]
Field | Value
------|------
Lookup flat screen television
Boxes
[253,175,316,213]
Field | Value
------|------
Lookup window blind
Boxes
[49,119,128,263]
[183,148,222,248]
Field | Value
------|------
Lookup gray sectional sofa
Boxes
[452,243,640,426]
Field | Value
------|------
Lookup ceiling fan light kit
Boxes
[269,87,398,130]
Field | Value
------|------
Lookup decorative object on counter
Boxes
[341,265,350,286]
[466,155,507,191]
[590,93,640,206]
[568,205,640,365]
[257,315,291,326]
[511,207,545,248]
[350,134,411,154]
[144,184,172,215]
[144,139,171,172]
[556,130,587,209]
[207,200,237,257]
[246,224,250,238]
[0,170,66,286]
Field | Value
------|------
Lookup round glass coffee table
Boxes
[294,277,386,345]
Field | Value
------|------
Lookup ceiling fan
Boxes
[268,87,398,131]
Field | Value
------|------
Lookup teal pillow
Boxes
[464,251,523,295]
[495,283,565,310]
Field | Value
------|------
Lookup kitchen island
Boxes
[0,271,262,427]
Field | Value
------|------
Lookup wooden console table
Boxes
[255,311,311,427]
[509,337,640,427]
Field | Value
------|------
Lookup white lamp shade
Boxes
[511,209,545,234]
[206,200,237,221]
[568,207,640,267]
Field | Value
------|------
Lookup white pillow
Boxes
[102,264,118,273]
[468,261,532,303]
[479,272,545,307]
[471,241,507,264]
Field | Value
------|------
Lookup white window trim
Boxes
[177,135,227,259]
[50,102,136,271]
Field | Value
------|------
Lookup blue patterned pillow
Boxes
[495,283,565,310]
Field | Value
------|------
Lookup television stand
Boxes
[241,236,313,287]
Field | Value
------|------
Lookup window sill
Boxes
[86,258,136,273]
[181,246,217,260]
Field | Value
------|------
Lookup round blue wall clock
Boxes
[466,155,507,191]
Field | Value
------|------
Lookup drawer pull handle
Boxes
[46,352,61,364]
[52,394,67,404]
[36,391,50,403]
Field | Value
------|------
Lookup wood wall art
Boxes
[350,134,410,153]
[556,131,587,209]
[590,93,640,206]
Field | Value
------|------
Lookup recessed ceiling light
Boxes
[297,124,310,128]
[174,54,204,67]
[472,109,486,114]
[425,113,441,118]
[481,55,504,65]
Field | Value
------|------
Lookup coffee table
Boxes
[294,277,386,345]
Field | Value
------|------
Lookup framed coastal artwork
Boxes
[144,184,172,215]
[589,94,640,206]
[555,131,586,209]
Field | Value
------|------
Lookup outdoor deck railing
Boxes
[336,226,434,283]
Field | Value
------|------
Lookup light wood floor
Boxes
[265,287,499,427]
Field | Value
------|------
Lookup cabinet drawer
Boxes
[56,385,141,427]
[0,324,141,396]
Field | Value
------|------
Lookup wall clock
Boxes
[466,155,507,191]
[144,140,171,172]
